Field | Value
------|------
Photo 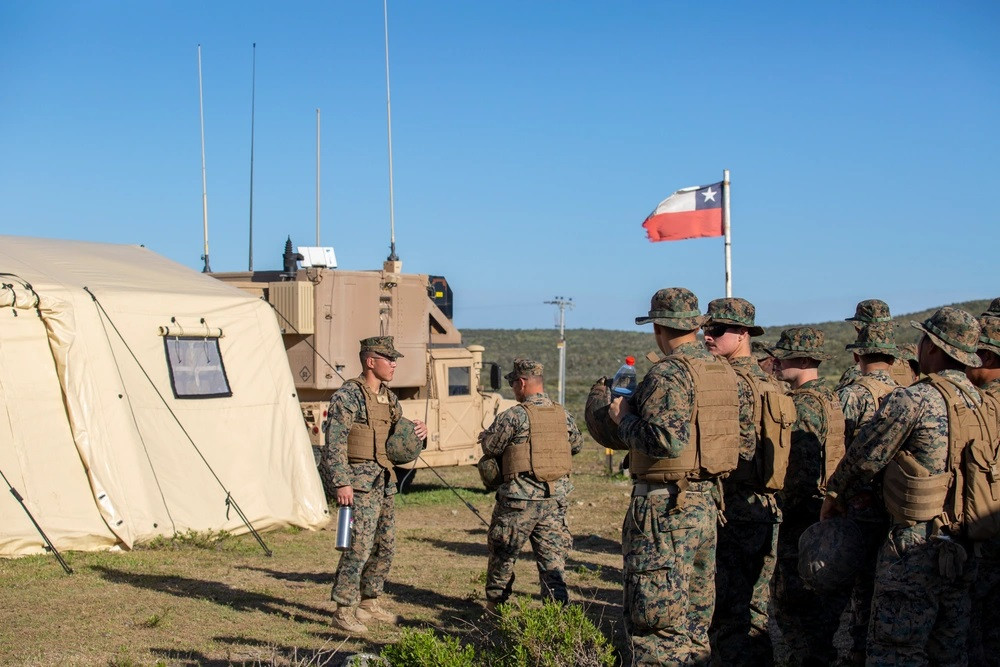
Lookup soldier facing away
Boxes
[769,327,849,666]
[704,298,790,666]
[822,307,996,664]
[608,287,740,666]
[320,336,427,634]
[477,358,583,611]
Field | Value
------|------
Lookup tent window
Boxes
[447,366,471,397]
[164,336,232,399]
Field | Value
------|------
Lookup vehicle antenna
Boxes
[383,0,398,262]
[197,44,212,273]
[248,42,257,272]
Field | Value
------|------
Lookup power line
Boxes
[543,296,573,404]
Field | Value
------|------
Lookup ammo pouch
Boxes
[883,449,949,525]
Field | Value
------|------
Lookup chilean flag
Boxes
[642,182,724,242]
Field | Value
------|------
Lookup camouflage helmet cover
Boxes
[635,287,707,331]
[771,327,831,361]
[798,516,865,594]
[584,377,628,450]
[385,417,423,465]
[705,297,765,337]
[477,457,502,492]
[910,307,982,368]
[360,336,404,360]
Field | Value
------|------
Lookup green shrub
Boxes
[381,628,477,667]
[485,598,615,667]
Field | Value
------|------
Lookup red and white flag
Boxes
[642,181,724,242]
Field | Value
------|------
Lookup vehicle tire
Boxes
[395,467,417,494]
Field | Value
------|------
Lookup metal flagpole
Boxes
[723,168,732,297]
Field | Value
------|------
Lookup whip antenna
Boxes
[383,0,398,262]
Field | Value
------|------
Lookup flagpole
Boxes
[722,168,732,297]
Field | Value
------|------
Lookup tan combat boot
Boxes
[355,597,399,624]
[330,605,368,634]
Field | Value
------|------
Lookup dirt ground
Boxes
[0,439,631,666]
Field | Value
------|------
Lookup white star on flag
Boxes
[701,187,717,203]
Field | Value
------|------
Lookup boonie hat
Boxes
[771,327,831,361]
[635,287,707,331]
[977,316,1000,356]
[910,307,981,368]
[361,335,404,359]
[846,299,892,327]
[846,322,900,358]
[704,297,765,337]
[982,298,1000,318]
[897,342,918,363]
[751,340,775,361]
[504,358,544,383]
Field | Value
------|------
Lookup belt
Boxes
[632,482,680,497]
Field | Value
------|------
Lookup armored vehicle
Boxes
[213,242,515,483]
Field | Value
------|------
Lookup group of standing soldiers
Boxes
[590,289,1000,666]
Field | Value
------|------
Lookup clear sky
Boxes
[2,2,997,331]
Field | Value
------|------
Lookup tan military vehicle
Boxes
[213,241,515,487]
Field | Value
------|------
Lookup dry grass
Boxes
[0,439,628,666]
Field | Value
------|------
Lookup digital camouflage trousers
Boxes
[330,483,395,607]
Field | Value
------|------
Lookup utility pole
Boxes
[544,296,573,404]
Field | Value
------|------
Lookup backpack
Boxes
[930,375,1000,541]
[732,366,797,492]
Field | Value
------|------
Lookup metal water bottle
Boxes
[335,504,354,551]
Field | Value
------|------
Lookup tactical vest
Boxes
[630,355,740,483]
[502,402,572,485]
[729,365,796,492]
[798,387,847,489]
[345,379,396,482]
[883,374,1000,540]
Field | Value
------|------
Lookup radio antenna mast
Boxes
[383,0,398,263]
[248,42,257,272]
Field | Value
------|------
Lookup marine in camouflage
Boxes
[825,307,984,664]
[705,299,781,665]
[772,376,849,665]
[479,388,583,605]
[320,378,402,608]
[617,332,722,665]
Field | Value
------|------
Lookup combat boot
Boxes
[330,606,368,634]
[355,597,399,624]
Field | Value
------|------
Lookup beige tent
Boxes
[0,236,330,557]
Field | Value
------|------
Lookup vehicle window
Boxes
[448,366,471,396]
[163,336,233,399]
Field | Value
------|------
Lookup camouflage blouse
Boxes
[780,378,836,513]
[617,341,709,461]
[479,392,583,500]
[319,377,402,497]
[827,369,982,500]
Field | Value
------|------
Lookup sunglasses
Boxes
[703,324,738,338]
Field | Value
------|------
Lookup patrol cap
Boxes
[704,297,765,337]
[910,307,982,368]
[845,322,900,358]
[846,299,892,327]
[504,358,543,383]
[771,327,831,361]
[635,287,707,331]
[360,336,404,360]
[977,315,1000,356]
[982,298,1000,318]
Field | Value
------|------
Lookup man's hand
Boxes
[413,419,428,440]
[609,396,631,425]
[336,485,354,507]
[820,494,845,521]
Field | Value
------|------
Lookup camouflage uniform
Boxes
[769,328,849,666]
[968,314,1000,666]
[479,360,583,605]
[827,308,985,665]
[837,300,894,392]
[704,299,782,666]
[835,323,900,665]
[319,337,404,609]
[617,288,731,666]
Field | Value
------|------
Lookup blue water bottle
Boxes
[611,356,637,397]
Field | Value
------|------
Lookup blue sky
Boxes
[1,2,997,331]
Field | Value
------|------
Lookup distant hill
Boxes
[465,299,992,423]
